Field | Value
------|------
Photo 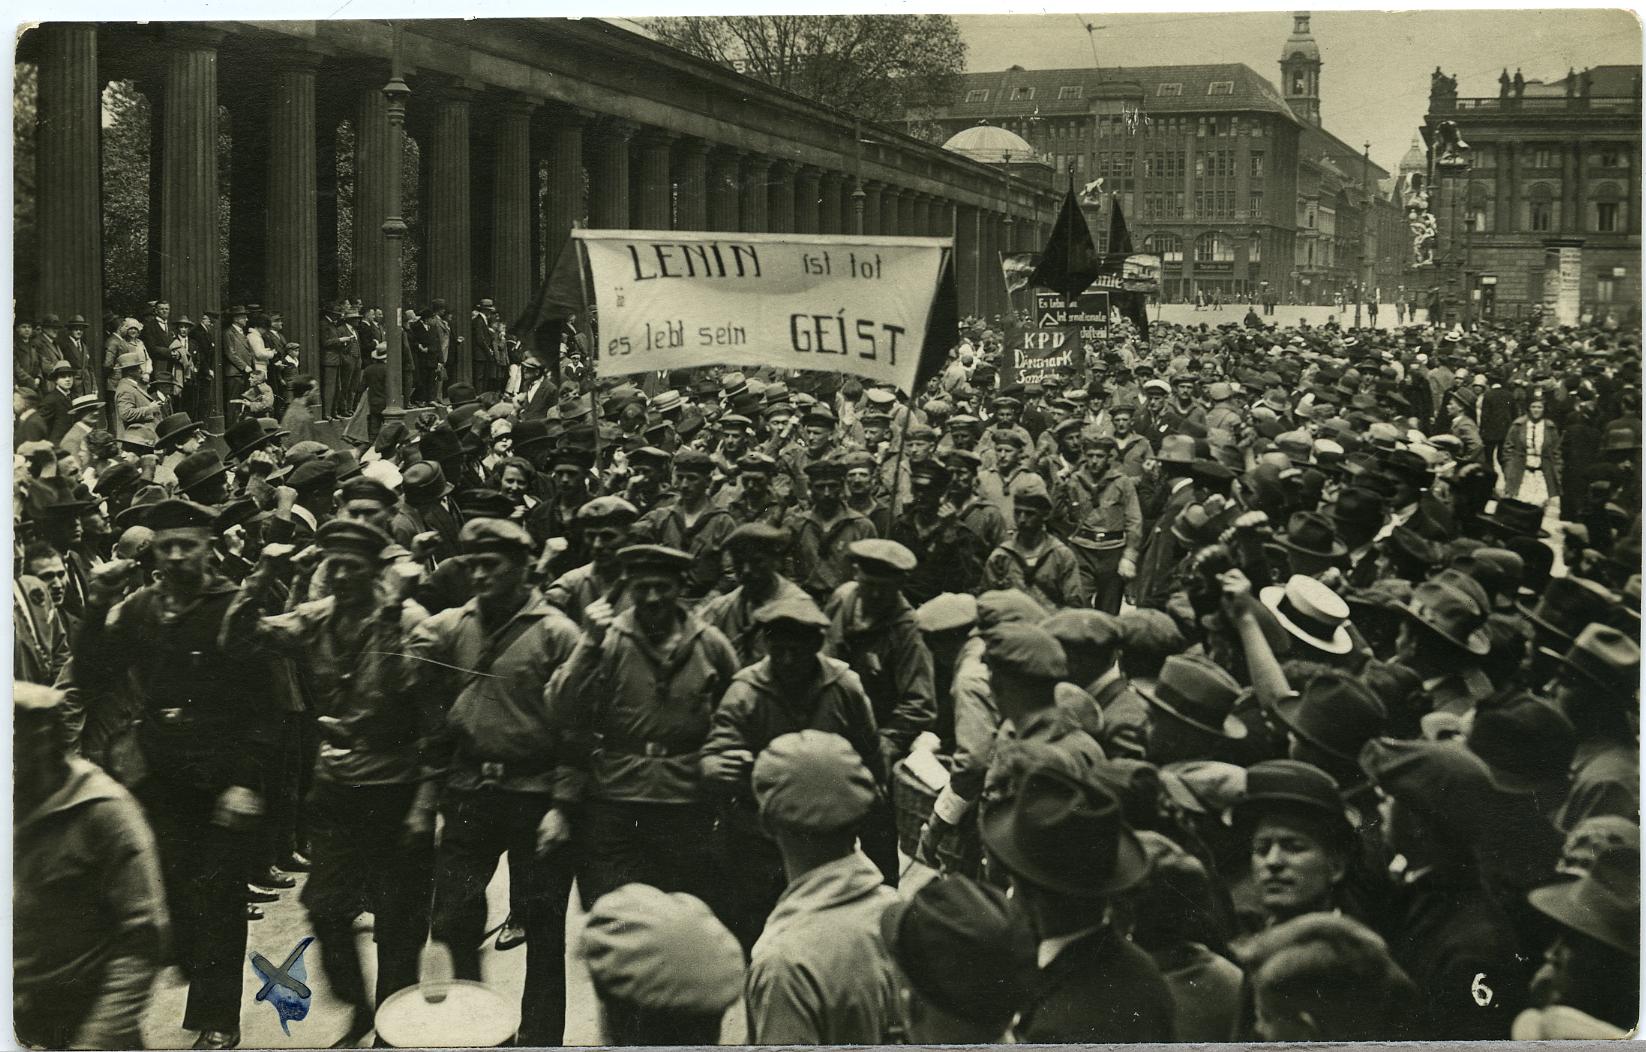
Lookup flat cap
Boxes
[727,522,790,554]
[736,452,778,475]
[915,592,978,634]
[288,459,339,491]
[459,517,534,555]
[848,538,918,579]
[755,594,831,631]
[316,519,394,562]
[977,589,1048,630]
[1040,609,1123,655]
[983,622,1068,680]
[753,730,877,831]
[576,495,640,525]
[619,544,694,574]
[580,884,745,1013]
[673,449,714,473]
[337,476,399,507]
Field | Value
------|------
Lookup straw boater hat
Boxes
[1260,574,1354,655]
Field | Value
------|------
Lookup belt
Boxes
[464,756,553,781]
[595,732,699,759]
[1075,528,1125,542]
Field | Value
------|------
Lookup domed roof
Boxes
[942,122,1037,164]
[1399,135,1426,174]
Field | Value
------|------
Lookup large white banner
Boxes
[576,230,950,391]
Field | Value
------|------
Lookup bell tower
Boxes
[1280,11,1322,127]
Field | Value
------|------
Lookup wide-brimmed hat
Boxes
[1528,848,1640,955]
[1272,669,1387,765]
[978,766,1149,898]
[1276,511,1347,564]
[1466,691,1576,795]
[1478,497,1549,539]
[1261,575,1354,656]
[1329,486,1387,535]
[173,451,230,495]
[1399,577,1490,656]
[1543,623,1640,699]
[1518,576,1619,648]
[69,394,104,416]
[401,461,453,504]
[1137,653,1248,740]
[222,417,280,462]
[155,411,204,450]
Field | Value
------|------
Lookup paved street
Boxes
[1148,301,1431,331]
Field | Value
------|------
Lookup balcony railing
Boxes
[1441,95,1640,115]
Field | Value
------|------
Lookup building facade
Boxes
[1421,64,1642,324]
[907,11,1403,305]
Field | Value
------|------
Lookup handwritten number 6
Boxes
[1471,973,1493,1007]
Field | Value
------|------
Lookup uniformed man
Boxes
[1108,402,1155,480]
[976,428,1044,532]
[701,594,883,951]
[638,449,735,600]
[889,460,986,603]
[945,448,1010,552]
[698,523,812,668]
[543,496,637,627]
[823,539,939,884]
[1053,431,1143,614]
[548,544,740,906]
[844,451,892,535]
[983,476,1086,609]
[223,518,436,1045]
[720,452,787,526]
[72,499,277,1050]
[407,517,583,1046]
[786,458,878,601]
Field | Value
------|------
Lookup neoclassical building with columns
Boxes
[16,18,1057,397]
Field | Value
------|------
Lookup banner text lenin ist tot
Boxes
[577,230,951,392]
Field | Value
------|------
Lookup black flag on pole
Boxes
[912,250,959,394]
[1101,194,1153,342]
[1027,176,1101,305]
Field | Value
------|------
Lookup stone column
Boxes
[381,73,411,411]
[767,162,796,234]
[353,75,392,313]
[794,167,822,234]
[227,97,267,305]
[862,181,884,235]
[315,97,342,302]
[491,97,536,346]
[540,107,587,271]
[267,51,321,381]
[587,119,634,229]
[909,194,931,238]
[1504,143,1519,234]
[1561,141,1579,233]
[674,138,710,230]
[1631,145,1642,235]
[35,23,103,349]
[896,189,915,237]
[1572,140,1587,233]
[634,129,675,230]
[1493,143,1511,237]
[955,204,980,316]
[424,80,474,383]
[740,156,771,233]
[881,187,902,236]
[160,29,224,421]
[708,149,741,230]
[818,171,844,234]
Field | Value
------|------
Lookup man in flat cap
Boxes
[889,459,986,603]
[579,884,746,1046]
[221,519,437,1045]
[405,517,583,1046]
[1053,430,1143,614]
[70,499,280,1049]
[703,593,883,951]
[745,731,902,1045]
[784,458,877,602]
[984,476,1085,609]
[548,543,740,908]
[15,683,168,1050]
[543,496,638,628]
[720,451,788,528]
[698,523,811,668]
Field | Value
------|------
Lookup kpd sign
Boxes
[1005,326,1085,388]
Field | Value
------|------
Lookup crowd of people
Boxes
[13,299,1643,1048]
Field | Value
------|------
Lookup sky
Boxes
[953,9,1642,174]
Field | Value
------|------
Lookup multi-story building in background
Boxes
[911,11,1404,305]
[1421,64,1642,324]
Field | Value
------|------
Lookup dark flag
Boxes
[1102,195,1153,342]
[1027,178,1102,305]
[912,250,959,394]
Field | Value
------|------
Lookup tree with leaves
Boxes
[645,15,966,124]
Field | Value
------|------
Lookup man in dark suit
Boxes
[39,362,78,444]
[141,300,177,387]
[980,765,1176,1042]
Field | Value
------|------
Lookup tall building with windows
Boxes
[905,11,1401,303]
[1421,64,1642,323]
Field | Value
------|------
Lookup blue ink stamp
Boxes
[250,936,315,1035]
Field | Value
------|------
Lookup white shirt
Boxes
[1038,925,1106,969]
